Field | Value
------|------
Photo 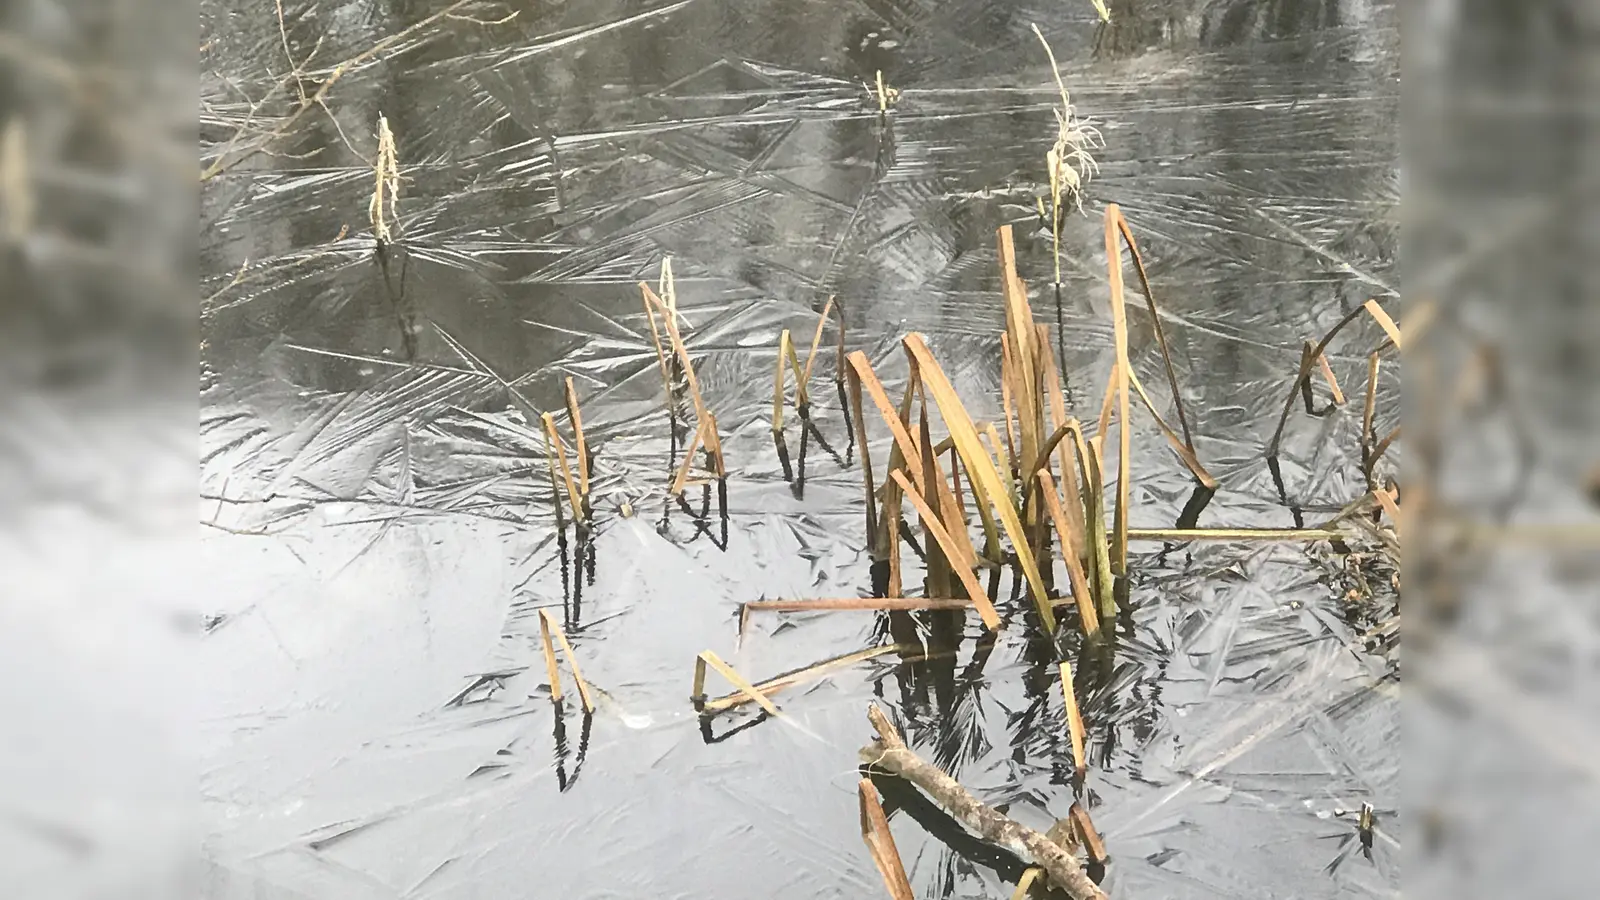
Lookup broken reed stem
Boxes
[848,351,927,496]
[703,645,899,714]
[861,704,1108,900]
[670,419,707,494]
[1079,434,1117,624]
[369,112,400,246]
[1038,329,1088,543]
[891,469,1002,631]
[642,281,724,482]
[1037,469,1100,637]
[859,778,916,900]
[1125,368,1218,490]
[1363,298,1403,349]
[537,610,564,705]
[538,609,594,713]
[1068,803,1108,866]
[693,651,780,717]
[541,413,585,524]
[1059,661,1087,777]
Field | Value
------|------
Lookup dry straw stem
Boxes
[783,331,810,411]
[1058,661,1088,776]
[861,704,1108,900]
[891,469,1002,631]
[859,778,916,900]
[1314,345,1347,405]
[563,377,590,500]
[1078,433,1117,623]
[1128,527,1345,542]
[871,70,901,113]
[693,651,780,717]
[703,645,898,714]
[541,413,584,524]
[904,334,1058,634]
[1039,329,1088,540]
[1374,485,1402,534]
[998,227,1044,501]
[538,609,594,713]
[1361,353,1381,480]
[742,597,1077,616]
[801,296,837,388]
[1038,470,1100,637]
[1107,207,1196,452]
[369,112,400,245]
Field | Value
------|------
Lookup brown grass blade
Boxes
[1038,469,1100,638]
[892,469,1002,631]
[693,651,780,717]
[1266,301,1382,457]
[1369,425,1400,474]
[847,351,926,495]
[1000,334,1022,468]
[642,281,710,425]
[1068,802,1108,865]
[1078,431,1116,623]
[1102,206,1133,581]
[1361,352,1380,484]
[539,609,594,714]
[784,331,810,412]
[859,778,916,900]
[1059,661,1088,777]
[847,366,880,542]
[1125,367,1219,490]
[703,645,898,713]
[903,334,1057,633]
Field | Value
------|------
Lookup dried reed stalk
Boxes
[1038,469,1100,637]
[692,651,780,717]
[891,469,1001,631]
[702,645,898,714]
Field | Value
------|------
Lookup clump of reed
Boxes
[540,375,593,526]
[640,261,727,496]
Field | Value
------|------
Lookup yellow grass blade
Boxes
[903,334,1057,633]
[847,367,880,541]
[801,296,836,389]
[1059,661,1088,776]
[891,469,1001,631]
[773,330,790,434]
[539,609,594,714]
[695,651,780,717]
[1038,469,1099,638]
[1078,430,1116,623]
[1363,298,1402,350]
[783,332,810,411]
[1314,347,1346,406]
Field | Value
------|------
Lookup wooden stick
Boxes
[861,704,1108,900]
